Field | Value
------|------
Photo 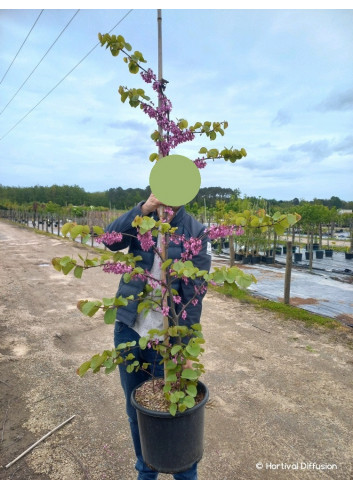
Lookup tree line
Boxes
[0,183,352,212]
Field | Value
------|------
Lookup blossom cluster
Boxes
[194,158,207,169]
[103,262,133,274]
[181,237,202,261]
[206,224,244,240]
[137,230,155,251]
[95,231,123,245]
[139,68,196,158]
[140,68,156,84]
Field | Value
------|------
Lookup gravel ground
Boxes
[0,220,352,481]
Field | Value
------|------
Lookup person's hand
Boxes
[141,194,163,215]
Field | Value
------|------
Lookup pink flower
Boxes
[206,224,235,240]
[181,310,187,320]
[102,262,133,274]
[172,295,182,304]
[96,231,123,245]
[161,305,170,317]
[181,237,202,260]
[137,230,154,251]
[194,158,207,169]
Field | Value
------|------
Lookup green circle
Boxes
[149,155,201,206]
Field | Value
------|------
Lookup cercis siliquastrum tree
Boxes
[52,33,300,415]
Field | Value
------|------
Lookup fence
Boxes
[0,209,122,246]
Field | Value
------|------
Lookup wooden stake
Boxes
[5,415,75,469]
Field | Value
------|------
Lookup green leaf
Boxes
[139,336,148,349]
[51,257,62,272]
[70,225,84,240]
[62,261,75,275]
[104,308,116,324]
[166,360,178,370]
[183,395,196,408]
[161,258,172,271]
[77,361,91,377]
[90,353,106,370]
[186,343,201,357]
[128,61,139,74]
[93,225,104,236]
[149,152,158,162]
[186,384,197,397]
[82,301,101,317]
[61,222,74,237]
[166,372,178,382]
[169,403,177,416]
[74,265,83,279]
[171,344,182,356]
[181,369,198,380]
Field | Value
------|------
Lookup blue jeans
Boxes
[114,321,198,480]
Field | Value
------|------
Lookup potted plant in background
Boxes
[52,31,300,475]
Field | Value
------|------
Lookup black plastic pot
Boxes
[131,380,209,474]
[345,252,353,260]
[316,250,324,259]
[251,255,261,264]
[235,253,244,261]
[242,255,251,264]
[305,251,313,260]
[294,252,302,262]
[325,249,333,257]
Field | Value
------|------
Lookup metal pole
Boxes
[156,9,169,381]
[157,9,163,146]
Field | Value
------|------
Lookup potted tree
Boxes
[52,31,300,476]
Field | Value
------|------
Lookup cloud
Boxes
[288,135,353,162]
[315,88,353,112]
[272,109,292,126]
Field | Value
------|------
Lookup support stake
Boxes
[5,415,75,469]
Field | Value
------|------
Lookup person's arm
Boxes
[104,194,164,251]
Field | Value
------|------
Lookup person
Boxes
[104,193,211,480]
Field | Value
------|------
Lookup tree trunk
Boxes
[284,241,292,304]
[229,233,235,266]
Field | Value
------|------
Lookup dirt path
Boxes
[0,220,352,480]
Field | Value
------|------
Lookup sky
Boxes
[0,3,352,202]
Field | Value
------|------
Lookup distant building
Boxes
[338,209,352,215]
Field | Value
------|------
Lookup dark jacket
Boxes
[104,202,211,328]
